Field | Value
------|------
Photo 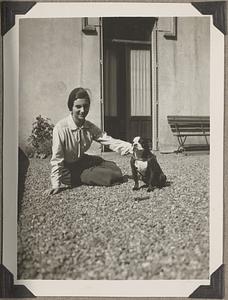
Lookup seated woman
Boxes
[46,87,133,195]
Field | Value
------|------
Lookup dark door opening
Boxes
[103,17,156,145]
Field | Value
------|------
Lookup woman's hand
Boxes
[44,188,62,196]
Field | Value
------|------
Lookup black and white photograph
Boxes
[1,2,224,297]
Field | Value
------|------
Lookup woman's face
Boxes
[71,98,90,123]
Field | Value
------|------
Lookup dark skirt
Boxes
[64,154,123,187]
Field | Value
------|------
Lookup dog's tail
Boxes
[159,174,167,187]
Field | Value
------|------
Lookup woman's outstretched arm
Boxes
[91,124,133,155]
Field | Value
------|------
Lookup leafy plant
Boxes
[27,115,54,158]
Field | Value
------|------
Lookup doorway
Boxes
[103,17,156,146]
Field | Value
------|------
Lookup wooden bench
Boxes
[167,115,210,152]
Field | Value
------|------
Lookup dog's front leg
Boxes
[130,157,139,190]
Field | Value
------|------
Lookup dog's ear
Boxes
[140,138,150,150]
[133,136,140,144]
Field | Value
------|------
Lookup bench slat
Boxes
[170,128,210,133]
[169,123,209,126]
[173,133,210,136]
[170,126,209,130]
[167,115,209,121]
[169,122,209,125]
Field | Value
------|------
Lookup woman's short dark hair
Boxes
[68,87,90,111]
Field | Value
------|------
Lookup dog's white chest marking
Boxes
[135,160,148,176]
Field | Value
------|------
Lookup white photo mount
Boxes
[0,1,225,298]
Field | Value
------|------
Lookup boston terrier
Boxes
[130,136,167,192]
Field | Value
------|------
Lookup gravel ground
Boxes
[17,152,209,280]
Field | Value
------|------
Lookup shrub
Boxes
[27,115,54,158]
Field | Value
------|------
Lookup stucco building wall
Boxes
[157,17,210,151]
[19,17,210,153]
[19,18,101,153]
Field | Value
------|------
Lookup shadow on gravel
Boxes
[131,181,173,191]
[18,148,30,218]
